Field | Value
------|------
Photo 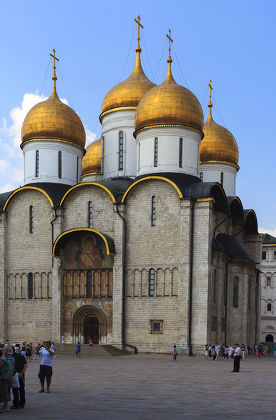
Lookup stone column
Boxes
[51,208,63,342]
[112,204,125,348]
[0,213,7,341]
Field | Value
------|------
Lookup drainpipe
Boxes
[188,199,195,357]
[115,204,137,354]
[51,208,59,268]
[224,259,229,344]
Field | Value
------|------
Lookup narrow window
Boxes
[58,151,62,178]
[267,303,272,311]
[102,136,105,174]
[138,142,141,172]
[29,205,33,234]
[267,276,271,287]
[76,156,79,182]
[262,251,266,260]
[200,172,203,181]
[28,273,33,299]
[220,172,224,186]
[35,150,39,177]
[233,276,239,307]
[88,201,93,228]
[86,271,92,297]
[154,138,158,167]
[248,278,251,309]
[149,269,155,297]
[119,131,123,170]
[179,138,183,168]
[274,251,276,260]
[213,270,216,303]
[151,196,156,226]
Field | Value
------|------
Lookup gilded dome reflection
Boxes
[82,139,102,176]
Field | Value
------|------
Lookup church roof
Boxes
[263,233,276,246]
[213,233,250,260]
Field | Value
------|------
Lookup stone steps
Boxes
[53,344,128,357]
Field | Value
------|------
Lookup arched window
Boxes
[220,172,224,186]
[28,273,33,299]
[149,269,155,297]
[58,151,62,178]
[88,201,93,228]
[119,131,123,170]
[29,205,33,234]
[267,303,272,311]
[267,275,271,287]
[151,196,156,226]
[179,138,183,168]
[76,156,79,182]
[35,150,39,177]
[154,137,158,167]
[233,276,239,307]
[86,271,92,297]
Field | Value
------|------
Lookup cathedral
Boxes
[0,20,262,354]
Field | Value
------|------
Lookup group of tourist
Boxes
[0,340,55,412]
[204,343,268,361]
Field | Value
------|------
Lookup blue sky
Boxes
[0,0,275,233]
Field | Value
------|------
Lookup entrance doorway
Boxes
[265,334,274,342]
[84,316,99,344]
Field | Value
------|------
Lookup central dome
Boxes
[100,47,155,120]
[134,60,204,134]
[21,83,86,149]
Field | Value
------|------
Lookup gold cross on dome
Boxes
[208,79,213,103]
[50,48,59,78]
[134,15,144,50]
[166,28,173,59]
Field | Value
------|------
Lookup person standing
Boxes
[76,342,81,357]
[0,344,15,411]
[61,335,65,349]
[232,344,241,372]
[171,345,178,362]
[11,347,27,409]
[241,344,245,359]
[38,341,55,393]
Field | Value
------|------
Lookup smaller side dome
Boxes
[21,69,86,149]
[82,139,102,177]
[200,94,239,167]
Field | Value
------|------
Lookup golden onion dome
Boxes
[100,46,155,120]
[134,58,204,135]
[81,139,102,176]
[200,100,239,167]
[21,71,86,149]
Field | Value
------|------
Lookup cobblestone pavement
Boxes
[1,354,276,419]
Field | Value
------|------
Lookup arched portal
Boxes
[72,305,107,344]
[265,334,274,343]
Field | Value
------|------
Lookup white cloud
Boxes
[85,128,97,144]
[0,183,15,193]
[0,159,10,173]
[259,227,276,237]
[11,168,24,184]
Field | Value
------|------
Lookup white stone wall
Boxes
[101,110,137,179]
[3,189,53,342]
[23,141,84,185]
[200,162,237,196]
[260,245,276,342]
[136,127,201,177]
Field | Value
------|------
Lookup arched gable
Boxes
[244,209,258,235]
[3,186,54,211]
[60,182,116,206]
[121,176,183,203]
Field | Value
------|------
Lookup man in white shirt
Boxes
[38,341,55,393]
[232,344,241,373]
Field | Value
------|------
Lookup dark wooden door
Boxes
[84,317,99,344]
